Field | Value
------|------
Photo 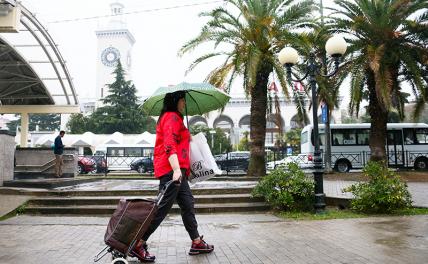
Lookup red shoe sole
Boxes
[130,251,156,262]
[188,247,214,255]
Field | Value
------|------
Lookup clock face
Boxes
[101,47,121,67]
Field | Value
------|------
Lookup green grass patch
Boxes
[277,208,365,220]
[391,207,428,216]
[277,207,428,221]
[0,214,14,221]
[0,202,28,222]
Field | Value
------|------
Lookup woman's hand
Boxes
[168,154,182,183]
[172,168,182,183]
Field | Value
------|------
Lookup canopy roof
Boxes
[0,3,77,106]
[0,36,54,105]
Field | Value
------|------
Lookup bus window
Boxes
[404,128,416,144]
[415,128,428,144]
[108,147,124,156]
[332,129,357,145]
[301,131,308,144]
[310,132,325,146]
[332,129,341,145]
[125,147,142,156]
[387,131,402,145]
[357,129,370,145]
[143,148,154,157]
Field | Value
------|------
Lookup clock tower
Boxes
[95,2,135,102]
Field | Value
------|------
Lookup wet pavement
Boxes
[51,179,428,208]
[1,177,427,263]
[0,214,427,264]
[54,180,258,191]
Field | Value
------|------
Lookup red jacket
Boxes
[154,111,190,178]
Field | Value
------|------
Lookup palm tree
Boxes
[179,0,314,175]
[330,0,428,162]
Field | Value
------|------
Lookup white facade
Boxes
[187,95,342,147]
[20,131,156,156]
[95,2,135,103]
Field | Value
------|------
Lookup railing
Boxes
[76,154,153,175]
[265,150,428,171]
[215,155,249,175]
[75,149,428,175]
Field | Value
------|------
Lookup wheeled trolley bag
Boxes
[94,180,175,264]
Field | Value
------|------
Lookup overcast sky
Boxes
[21,0,240,100]
[12,0,363,114]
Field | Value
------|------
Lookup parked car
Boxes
[77,156,96,174]
[91,155,107,173]
[130,157,154,173]
[215,151,250,172]
[295,153,314,169]
[266,156,298,170]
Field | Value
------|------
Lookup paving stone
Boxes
[0,213,427,264]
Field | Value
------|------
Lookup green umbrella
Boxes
[142,82,231,116]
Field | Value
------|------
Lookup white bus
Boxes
[301,123,428,172]
[95,144,154,171]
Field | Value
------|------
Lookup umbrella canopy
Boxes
[142,82,230,116]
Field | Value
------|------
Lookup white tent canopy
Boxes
[34,135,53,146]
[134,131,156,145]
[103,132,123,145]
[71,132,94,146]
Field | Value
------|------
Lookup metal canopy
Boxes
[0,36,54,105]
[0,3,78,106]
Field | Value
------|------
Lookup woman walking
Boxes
[131,91,214,262]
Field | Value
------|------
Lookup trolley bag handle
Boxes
[156,178,180,206]
[126,178,181,256]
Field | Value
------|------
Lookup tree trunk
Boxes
[367,70,388,162]
[247,62,271,176]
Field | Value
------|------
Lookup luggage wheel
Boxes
[111,257,128,264]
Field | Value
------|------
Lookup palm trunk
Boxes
[367,70,388,162]
[248,62,271,176]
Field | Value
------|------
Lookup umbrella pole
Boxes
[185,99,189,128]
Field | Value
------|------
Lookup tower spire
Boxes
[108,1,125,29]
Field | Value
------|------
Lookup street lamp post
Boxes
[209,130,216,150]
[278,35,347,212]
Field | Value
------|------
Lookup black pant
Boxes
[142,169,200,241]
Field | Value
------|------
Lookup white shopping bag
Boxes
[189,132,222,184]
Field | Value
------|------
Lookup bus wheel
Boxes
[414,157,428,170]
[335,160,351,173]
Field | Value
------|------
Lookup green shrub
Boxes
[343,161,412,213]
[15,202,27,215]
[252,163,314,211]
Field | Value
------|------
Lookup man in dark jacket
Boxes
[54,131,65,177]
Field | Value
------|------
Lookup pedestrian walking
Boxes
[54,130,65,177]
[132,91,214,262]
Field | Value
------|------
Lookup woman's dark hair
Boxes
[158,91,186,122]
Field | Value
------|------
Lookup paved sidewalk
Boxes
[0,214,427,264]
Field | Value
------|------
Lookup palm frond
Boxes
[185,52,227,75]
